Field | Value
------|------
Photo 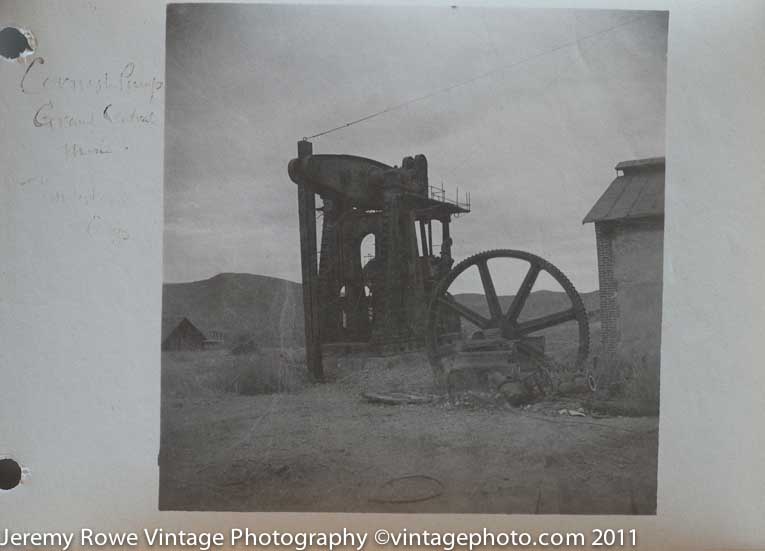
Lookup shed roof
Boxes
[161,316,206,342]
[583,157,665,224]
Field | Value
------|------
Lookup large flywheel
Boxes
[427,249,590,397]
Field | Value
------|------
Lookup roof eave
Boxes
[583,212,665,225]
[615,157,666,171]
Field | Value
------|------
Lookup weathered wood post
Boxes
[294,140,323,381]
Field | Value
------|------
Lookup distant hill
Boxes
[453,289,600,323]
[162,273,599,348]
[162,273,303,347]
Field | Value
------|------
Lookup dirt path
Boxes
[159,353,658,514]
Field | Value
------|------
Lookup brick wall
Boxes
[595,218,664,367]
[610,218,664,368]
[595,222,619,356]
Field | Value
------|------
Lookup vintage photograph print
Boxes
[160,4,668,513]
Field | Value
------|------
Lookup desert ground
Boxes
[159,345,658,514]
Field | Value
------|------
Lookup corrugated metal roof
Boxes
[583,157,665,224]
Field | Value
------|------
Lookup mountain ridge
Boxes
[162,273,599,347]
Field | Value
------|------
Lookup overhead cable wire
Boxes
[303,13,649,141]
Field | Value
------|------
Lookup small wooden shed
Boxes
[161,317,207,351]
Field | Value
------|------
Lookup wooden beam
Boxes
[296,140,323,381]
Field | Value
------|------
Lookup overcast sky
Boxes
[164,5,667,293]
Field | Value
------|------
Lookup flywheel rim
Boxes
[427,249,590,376]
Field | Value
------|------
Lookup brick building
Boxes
[584,157,665,369]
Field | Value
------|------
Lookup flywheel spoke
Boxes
[516,308,577,335]
[437,294,491,329]
[477,259,502,321]
[505,262,540,322]
[428,249,591,375]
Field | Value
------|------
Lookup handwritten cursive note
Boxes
[7,51,165,243]
[20,57,163,161]
[21,58,163,102]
